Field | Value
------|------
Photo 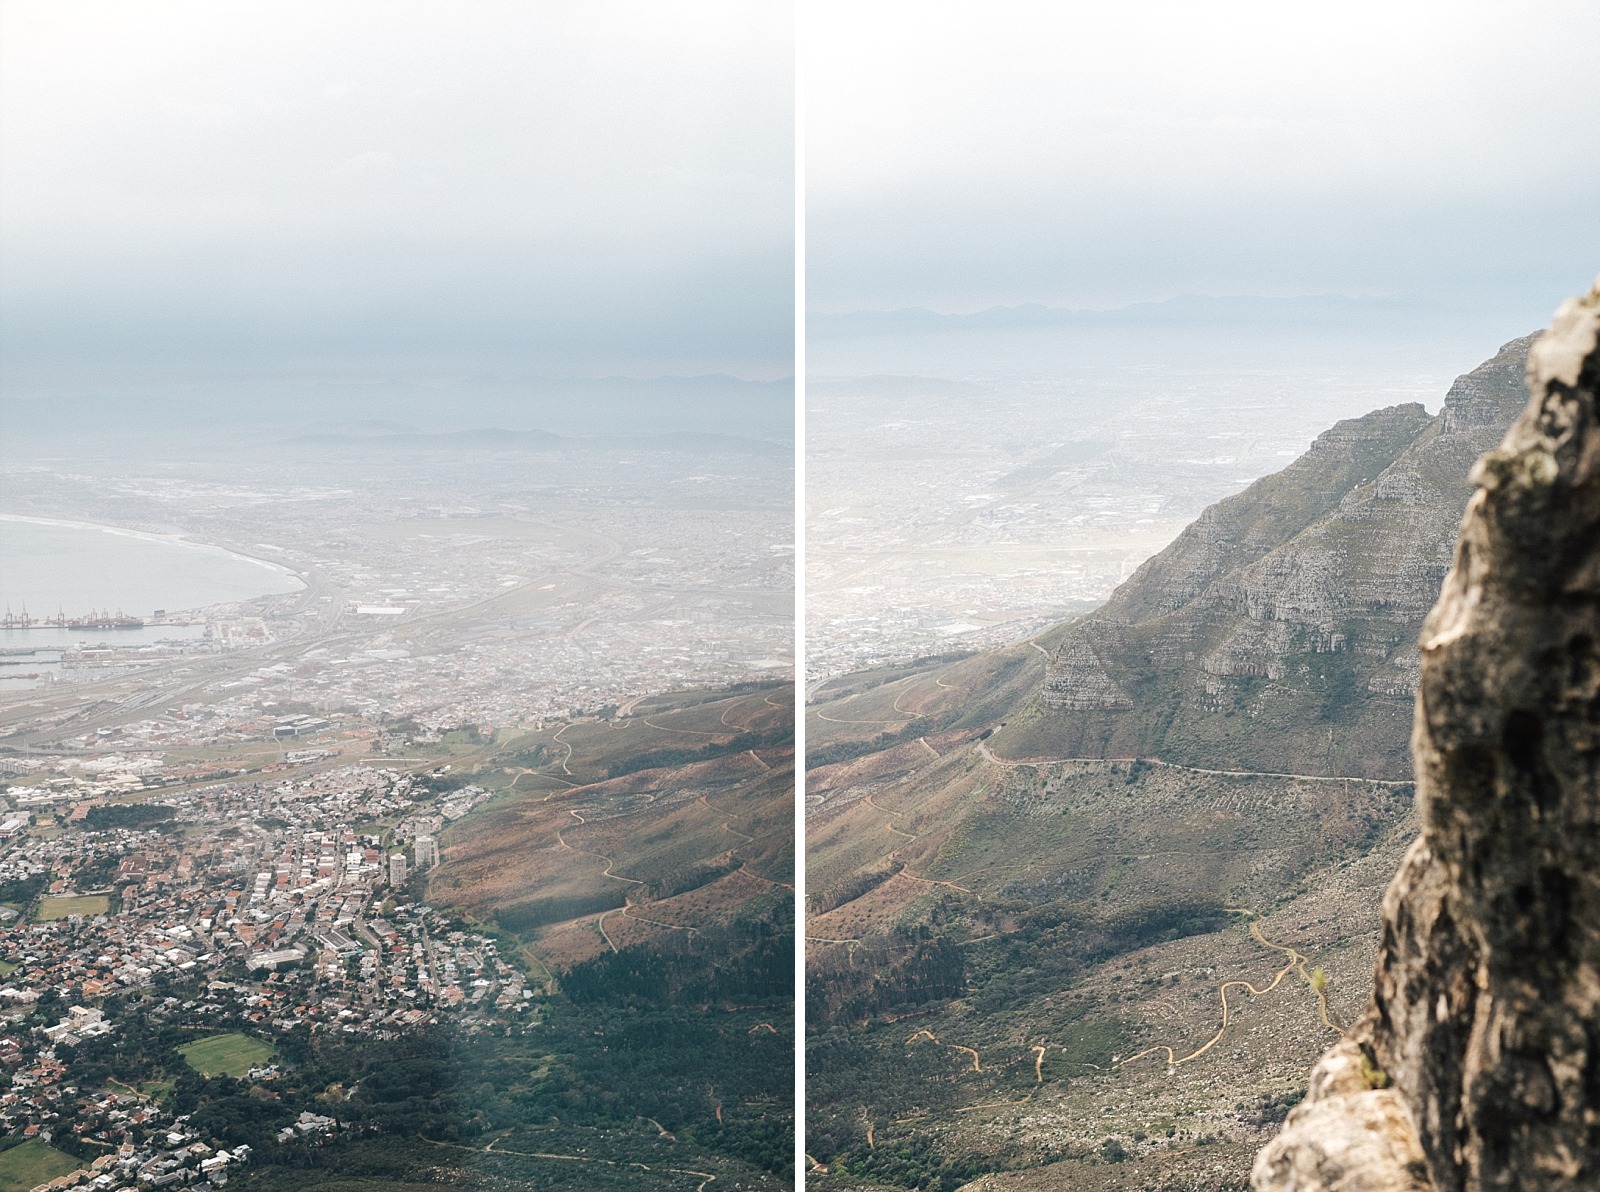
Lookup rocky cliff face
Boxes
[1007,335,1537,779]
[1252,282,1600,1191]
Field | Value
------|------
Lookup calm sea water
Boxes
[0,516,303,622]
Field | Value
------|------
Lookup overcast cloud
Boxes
[806,1,1598,325]
[0,0,794,391]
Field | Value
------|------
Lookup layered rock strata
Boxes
[1024,336,1537,778]
[1252,282,1600,1191]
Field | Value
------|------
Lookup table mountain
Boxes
[993,334,1537,779]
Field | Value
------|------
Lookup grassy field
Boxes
[0,1140,83,1192]
[179,1032,277,1077]
[34,894,110,920]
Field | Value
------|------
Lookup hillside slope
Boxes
[804,333,1548,1190]
[991,336,1534,779]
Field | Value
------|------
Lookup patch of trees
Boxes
[561,907,792,1007]
[492,891,626,934]
[0,872,47,905]
[645,857,741,902]
[824,1132,991,1192]
[966,898,1230,1015]
[416,771,473,795]
[804,728,920,770]
[602,724,792,779]
[265,1003,793,1177]
[806,929,966,1025]
[177,1072,298,1149]
[806,863,901,914]
[1243,1088,1306,1127]
[85,803,177,830]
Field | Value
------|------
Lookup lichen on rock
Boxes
[1251,280,1600,1192]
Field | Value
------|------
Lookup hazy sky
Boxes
[0,1,794,389]
[807,1,1598,322]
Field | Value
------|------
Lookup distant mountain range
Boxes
[282,425,787,455]
[5,372,795,445]
[809,293,1463,340]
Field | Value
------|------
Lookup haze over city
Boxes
[0,5,796,1189]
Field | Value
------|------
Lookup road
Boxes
[976,740,1411,787]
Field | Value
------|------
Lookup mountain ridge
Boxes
[988,334,1537,780]
[805,329,1550,1191]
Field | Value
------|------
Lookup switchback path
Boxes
[551,723,575,776]
[864,793,972,896]
[815,709,919,726]
[694,794,792,890]
[891,674,938,717]
[907,1028,982,1072]
[555,809,645,886]
[1116,911,1343,1071]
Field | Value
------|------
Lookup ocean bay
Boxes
[0,515,303,623]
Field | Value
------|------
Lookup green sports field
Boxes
[33,894,111,920]
[179,1032,277,1077]
[0,1140,83,1192]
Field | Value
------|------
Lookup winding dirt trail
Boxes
[595,909,618,953]
[514,766,578,790]
[814,690,921,726]
[890,676,931,717]
[896,870,975,895]
[805,934,861,950]
[701,794,755,846]
[1116,911,1343,1071]
[867,907,1347,1148]
[550,723,575,776]
[718,689,786,732]
[907,1028,982,1072]
[555,809,644,885]
[639,1115,677,1140]
[857,794,980,899]
[698,793,791,889]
